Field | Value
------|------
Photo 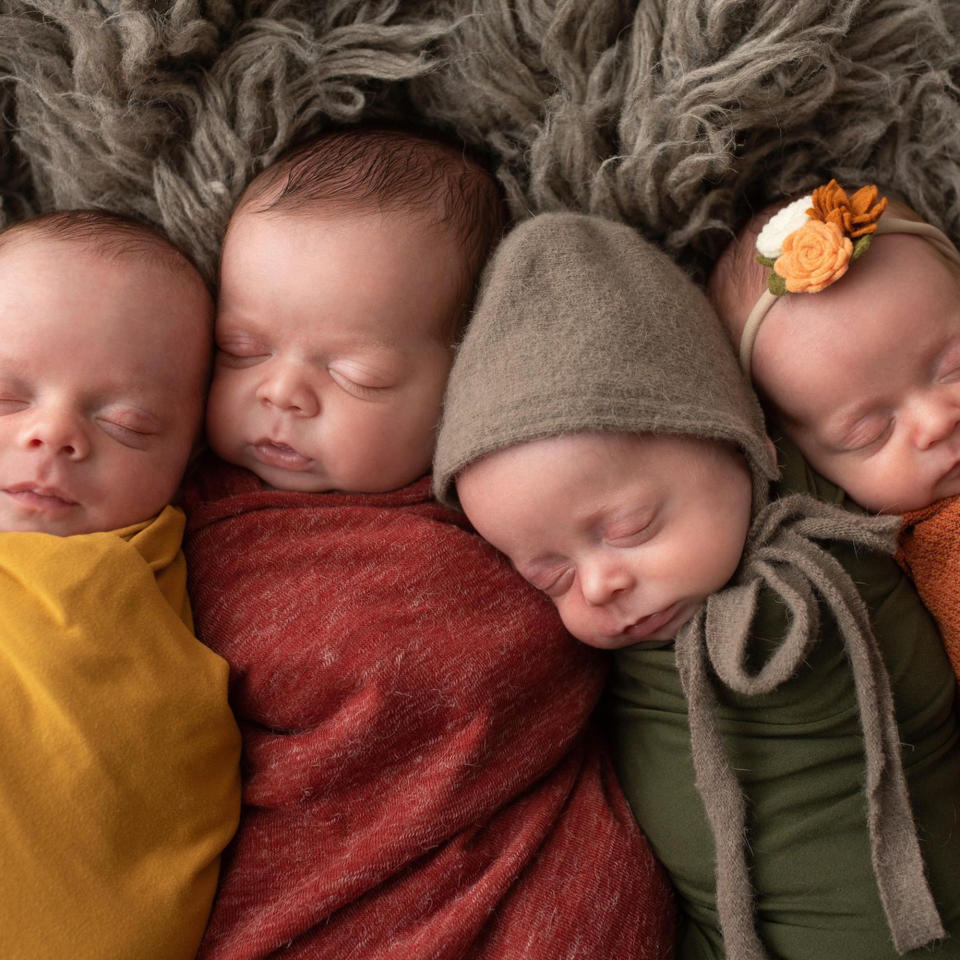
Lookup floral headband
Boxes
[738,180,960,377]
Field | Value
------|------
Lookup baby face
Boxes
[456,431,753,649]
[208,207,463,493]
[0,237,211,535]
[752,235,960,513]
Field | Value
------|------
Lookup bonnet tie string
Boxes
[674,494,944,960]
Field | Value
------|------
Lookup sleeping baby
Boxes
[0,210,240,960]
[710,180,960,688]
[433,210,960,960]
[183,127,676,960]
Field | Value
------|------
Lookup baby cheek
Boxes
[207,374,248,434]
[379,408,439,473]
[822,445,898,510]
[552,595,597,646]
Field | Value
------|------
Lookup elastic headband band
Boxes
[739,215,960,378]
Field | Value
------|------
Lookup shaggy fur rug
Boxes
[1,0,958,280]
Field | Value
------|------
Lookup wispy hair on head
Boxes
[239,126,505,305]
[0,209,208,288]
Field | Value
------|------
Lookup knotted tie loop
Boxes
[675,494,944,960]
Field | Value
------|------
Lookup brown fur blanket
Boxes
[2,1,959,278]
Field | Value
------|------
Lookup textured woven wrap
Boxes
[182,457,676,960]
[676,497,942,958]
[898,496,960,686]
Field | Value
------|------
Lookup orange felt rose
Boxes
[808,179,887,238]
[774,219,853,292]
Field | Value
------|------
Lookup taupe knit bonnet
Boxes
[434,212,775,511]
[434,213,943,959]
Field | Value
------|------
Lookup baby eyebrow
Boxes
[0,369,30,391]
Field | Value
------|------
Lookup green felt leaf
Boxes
[852,234,873,260]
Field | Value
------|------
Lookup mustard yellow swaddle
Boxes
[0,505,241,960]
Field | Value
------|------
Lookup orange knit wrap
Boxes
[897,495,960,684]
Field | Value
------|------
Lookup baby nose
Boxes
[23,408,89,460]
[911,392,960,449]
[579,555,634,607]
[257,364,319,416]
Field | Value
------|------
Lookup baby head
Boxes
[209,127,504,494]
[710,181,960,513]
[0,211,213,536]
[434,213,776,649]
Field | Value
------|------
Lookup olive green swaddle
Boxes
[609,436,960,960]
[434,212,955,959]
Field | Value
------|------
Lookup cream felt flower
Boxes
[756,195,814,259]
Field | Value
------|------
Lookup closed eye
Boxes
[0,397,28,415]
[840,415,893,453]
[601,508,658,547]
[523,565,574,598]
[96,417,156,449]
[605,521,657,547]
[216,347,269,368]
[328,366,392,400]
[934,341,960,383]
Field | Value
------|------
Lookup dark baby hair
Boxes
[0,209,207,287]
[237,127,506,332]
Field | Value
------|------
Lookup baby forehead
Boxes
[0,230,210,321]
[223,199,464,254]
[0,233,212,360]
[763,235,960,353]
[219,209,465,327]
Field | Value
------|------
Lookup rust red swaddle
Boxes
[184,456,675,960]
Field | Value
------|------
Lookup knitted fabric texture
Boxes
[434,212,943,958]
[433,211,777,510]
[183,458,676,960]
[898,495,960,686]
[675,497,941,959]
